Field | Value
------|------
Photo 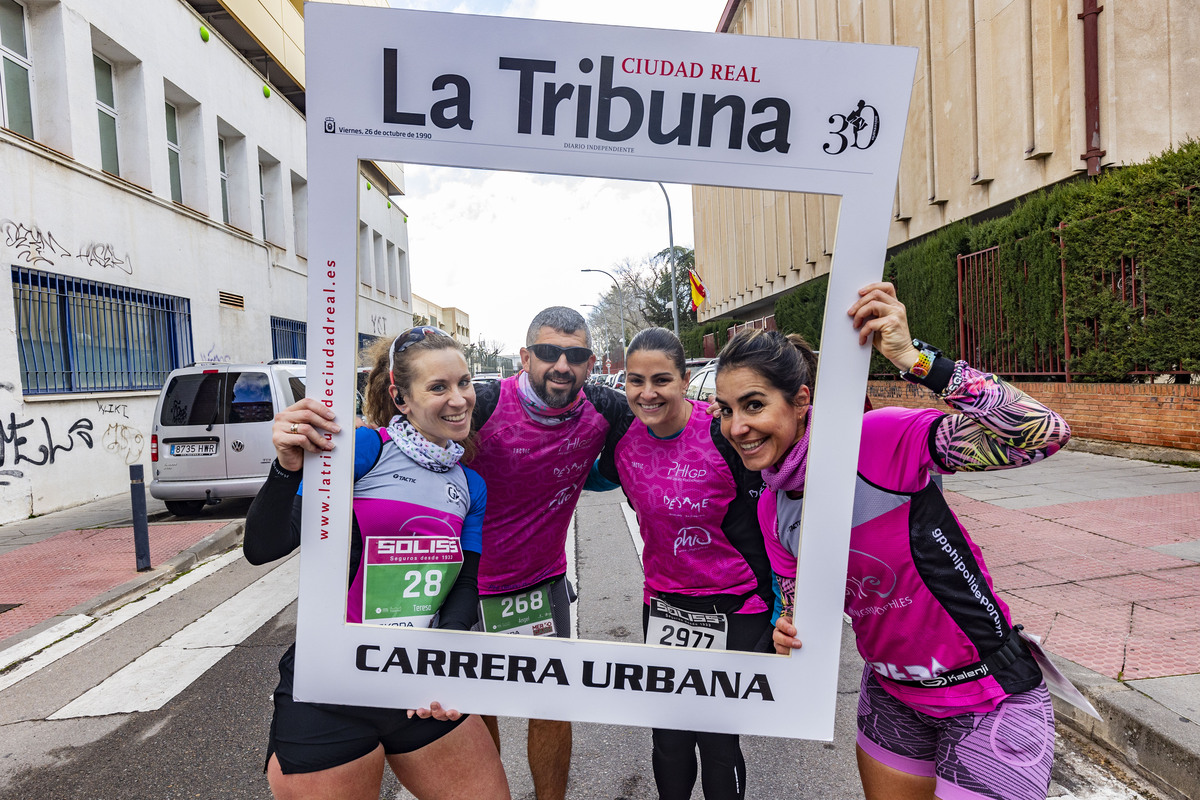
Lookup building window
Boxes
[270,316,306,361]
[12,267,193,394]
[218,136,230,223]
[93,54,119,176]
[258,162,266,238]
[165,101,182,203]
[0,0,33,139]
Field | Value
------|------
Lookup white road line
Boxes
[620,501,644,564]
[0,614,92,672]
[567,512,578,637]
[50,555,299,718]
[0,549,244,694]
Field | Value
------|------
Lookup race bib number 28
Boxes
[362,536,463,628]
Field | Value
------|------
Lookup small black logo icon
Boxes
[324,116,336,134]
[824,100,880,155]
[231,440,244,452]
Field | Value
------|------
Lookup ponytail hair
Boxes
[715,329,816,404]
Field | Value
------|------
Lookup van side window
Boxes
[228,371,273,423]
[161,374,224,426]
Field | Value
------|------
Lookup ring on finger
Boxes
[289,423,298,434]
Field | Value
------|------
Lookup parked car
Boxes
[609,370,625,391]
[685,360,718,403]
[149,361,307,516]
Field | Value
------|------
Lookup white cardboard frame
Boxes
[300,2,916,740]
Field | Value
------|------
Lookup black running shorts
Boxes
[266,644,468,775]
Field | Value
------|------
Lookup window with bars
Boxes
[0,0,33,139]
[271,316,306,361]
[12,267,193,394]
[94,53,119,176]
[165,101,182,203]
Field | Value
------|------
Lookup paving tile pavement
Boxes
[944,450,1200,686]
[0,521,225,641]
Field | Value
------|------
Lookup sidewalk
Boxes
[0,493,245,649]
[1,448,1198,796]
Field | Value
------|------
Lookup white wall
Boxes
[0,0,410,523]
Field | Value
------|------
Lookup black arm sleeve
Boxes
[243,460,303,565]
[436,551,481,631]
[470,379,502,433]
[585,383,635,484]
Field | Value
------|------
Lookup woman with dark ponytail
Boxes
[594,327,772,800]
[714,282,1070,800]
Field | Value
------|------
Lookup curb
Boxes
[82,520,246,618]
[1048,650,1200,800]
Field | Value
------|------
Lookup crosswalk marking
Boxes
[50,555,299,719]
[0,549,244,694]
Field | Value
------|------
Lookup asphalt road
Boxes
[0,488,1165,799]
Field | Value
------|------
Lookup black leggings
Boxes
[641,602,772,800]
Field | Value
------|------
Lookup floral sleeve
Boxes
[932,363,1071,472]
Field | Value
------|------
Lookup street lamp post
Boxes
[581,268,627,357]
[657,182,679,337]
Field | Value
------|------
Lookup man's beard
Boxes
[534,370,579,408]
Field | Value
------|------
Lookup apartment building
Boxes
[0,0,411,522]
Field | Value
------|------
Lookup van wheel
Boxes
[165,500,206,517]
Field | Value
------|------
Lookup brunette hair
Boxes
[361,329,476,458]
[626,327,686,377]
[715,329,817,404]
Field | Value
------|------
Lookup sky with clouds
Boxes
[382,0,730,353]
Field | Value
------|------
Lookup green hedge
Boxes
[763,139,1200,380]
[682,318,744,358]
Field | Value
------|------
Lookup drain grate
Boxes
[0,604,22,614]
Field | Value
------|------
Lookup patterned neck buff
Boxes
[517,371,586,426]
[385,416,464,473]
[760,407,811,493]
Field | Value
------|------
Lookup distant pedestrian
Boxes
[715,282,1070,800]
[244,327,509,800]
[594,327,772,800]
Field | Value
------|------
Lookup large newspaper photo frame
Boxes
[300,2,916,740]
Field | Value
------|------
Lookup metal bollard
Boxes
[130,464,152,572]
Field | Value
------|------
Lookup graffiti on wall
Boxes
[0,414,95,484]
[198,345,231,363]
[102,423,144,465]
[96,401,129,419]
[96,402,143,464]
[2,220,133,275]
[371,314,387,336]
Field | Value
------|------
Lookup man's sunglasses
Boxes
[528,343,593,365]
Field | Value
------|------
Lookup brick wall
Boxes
[867,381,1200,452]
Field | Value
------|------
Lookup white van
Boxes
[149,361,306,516]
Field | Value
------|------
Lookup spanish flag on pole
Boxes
[688,268,707,311]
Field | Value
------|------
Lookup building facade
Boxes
[0,0,411,523]
[693,0,1200,322]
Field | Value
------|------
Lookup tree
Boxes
[464,337,506,374]
[582,248,698,368]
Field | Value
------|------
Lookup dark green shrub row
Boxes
[682,318,744,358]
[766,139,1200,381]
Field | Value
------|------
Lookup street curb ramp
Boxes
[83,521,246,618]
[1049,652,1200,800]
